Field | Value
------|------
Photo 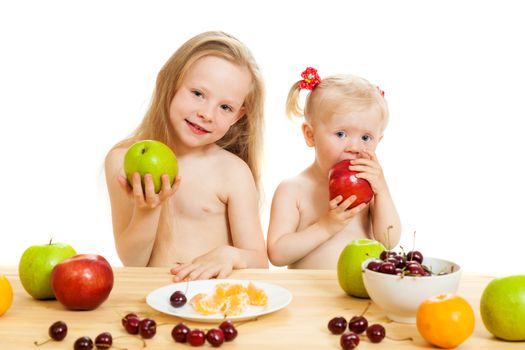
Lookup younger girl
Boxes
[105,31,268,280]
[267,68,401,269]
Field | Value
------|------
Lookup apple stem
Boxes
[359,302,372,317]
[48,237,53,245]
[34,338,53,346]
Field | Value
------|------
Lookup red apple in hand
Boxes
[329,159,373,209]
[51,254,114,310]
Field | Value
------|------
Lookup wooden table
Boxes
[0,266,520,349]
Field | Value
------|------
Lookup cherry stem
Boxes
[386,335,413,342]
[184,279,189,295]
[34,338,53,346]
[233,317,258,328]
[113,335,146,349]
[410,230,416,260]
[359,302,371,317]
[96,343,127,350]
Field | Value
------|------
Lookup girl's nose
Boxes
[344,139,361,153]
[198,105,214,122]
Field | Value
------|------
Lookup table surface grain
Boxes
[0,266,520,349]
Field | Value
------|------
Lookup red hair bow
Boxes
[299,67,321,90]
[376,86,385,97]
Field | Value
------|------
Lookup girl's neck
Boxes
[169,140,218,159]
[309,160,330,185]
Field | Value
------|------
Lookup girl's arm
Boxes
[105,147,179,266]
[170,160,267,281]
[267,180,366,267]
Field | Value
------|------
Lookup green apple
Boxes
[18,241,77,299]
[337,239,385,298]
[124,140,178,193]
[480,275,525,341]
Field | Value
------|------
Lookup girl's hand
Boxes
[117,172,181,209]
[170,247,236,282]
[319,195,368,235]
[350,149,388,195]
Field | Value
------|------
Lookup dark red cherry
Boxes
[187,329,206,346]
[219,320,238,342]
[206,328,225,347]
[366,260,382,272]
[94,332,112,349]
[348,315,368,334]
[379,262,396,274]
[74,336,94,350]
[380,250,397,260]
[49,321,68,341]
[123,315,140,334]
[328,316,347,334]
[139,318,156,339]
[406,250,423,264]
[172,323,190,343]
[170,290,187,308]
[366,323,386,343]
[340,332,360,349]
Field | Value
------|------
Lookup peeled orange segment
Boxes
[190,293,225,315]
[247,282,268,306]
[222,293,249,316]
[215,283,245,297]
[190,282,269,316]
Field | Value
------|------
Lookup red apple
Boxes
[51,254,114,310]
[329,159,373,209]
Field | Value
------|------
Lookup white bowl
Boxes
[362,257,461,324]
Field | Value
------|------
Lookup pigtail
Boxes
[285,81,304,119]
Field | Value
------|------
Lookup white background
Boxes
[1,1,524,276]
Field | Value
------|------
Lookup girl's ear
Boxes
[302,122,315,147]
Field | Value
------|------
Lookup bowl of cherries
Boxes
[362,249,461,324]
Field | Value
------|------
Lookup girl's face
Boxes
[303,104,384,173]
[168,55,251,151]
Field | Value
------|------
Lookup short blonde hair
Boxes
[286,74,388,131]
[118,31,265,190]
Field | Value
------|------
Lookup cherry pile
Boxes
[327,304,387,349]
[366,249,433,277]
[172,320,238,347]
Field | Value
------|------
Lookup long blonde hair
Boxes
[118,31,265,190]
[286,73,388,130]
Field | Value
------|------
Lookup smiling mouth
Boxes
[185,119,211,134]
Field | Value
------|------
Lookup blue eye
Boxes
[220,104,233,112]
[361,134,372,142]
[335,131,347,139]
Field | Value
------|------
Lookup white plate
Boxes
[146,279,293,323]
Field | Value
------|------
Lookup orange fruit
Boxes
[416,293,475,348]
[0,274,13,316]
[247,282,268,306]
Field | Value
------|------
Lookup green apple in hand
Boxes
[480,275,525,341]
[18,240,76,299]
[337,239,385,298]
[124,140,178,193]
